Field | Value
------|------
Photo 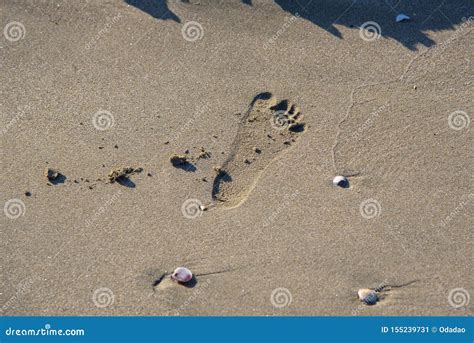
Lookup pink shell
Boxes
[171,267,193,283]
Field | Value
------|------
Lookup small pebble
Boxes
[333,175,349,188]
[171,267,193,283]
[358,288,379,305]
[45,168,61,182]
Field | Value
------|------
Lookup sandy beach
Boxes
[1,0,473,316]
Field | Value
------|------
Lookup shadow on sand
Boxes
[125,0,181,22]
[125,0,473,50]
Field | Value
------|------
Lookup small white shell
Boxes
[332,175,348,187]
[358,288,378,305]
[171,267,193,283]
[396,14,410,22]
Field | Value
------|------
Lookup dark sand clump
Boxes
[44,168,66,185]
[107,167,143,183]
[170,154,190,167]
[45,168,60,180]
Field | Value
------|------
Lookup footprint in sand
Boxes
[212,92,306,209]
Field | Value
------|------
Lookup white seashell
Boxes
[171,267,193,283]
[396,14,411,22]
[358,288,379,305]
[332,175,348,188]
